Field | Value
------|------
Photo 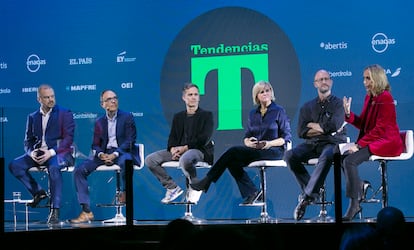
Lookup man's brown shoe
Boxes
[69,211,94,223]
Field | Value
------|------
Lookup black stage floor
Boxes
[3,217,414,249]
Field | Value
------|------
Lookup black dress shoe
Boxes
[240,190,263,205]
[190,176,211,193]
[47,208,60,224]
[294,195,312,221]
[27,190,48,208]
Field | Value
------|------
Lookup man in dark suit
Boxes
[145,83,214,204]
[9,84,75,224]
[70,89,139,223]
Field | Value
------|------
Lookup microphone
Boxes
[331,121,347,136]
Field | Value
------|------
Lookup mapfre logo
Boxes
[26,54,46,72]
[160,7,301,149]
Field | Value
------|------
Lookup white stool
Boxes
[4,192,34,230]
[302,136,350,222]
[245,141,292,223]
[302,158,334,222]
[27,165,75,208]
[96,143,145,224]
[361,130,413,211]
[161,161,211,223]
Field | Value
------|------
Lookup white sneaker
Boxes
[161,186,183,204]
[186,186,203,204]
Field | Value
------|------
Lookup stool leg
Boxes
[181,202,204,223]
[309,184,334,222]
[180,185,205,224]
[163,165,209,224]
[260,166,269,221]
[380,160,388,208]
[13,201,17,228]
[246,167,279,223]
[103,170,126,223]
[25,204,29,230]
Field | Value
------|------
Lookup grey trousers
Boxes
[145,149,204,189]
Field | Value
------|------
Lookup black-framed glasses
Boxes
[103,96,118,102]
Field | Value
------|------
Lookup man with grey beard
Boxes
[284,69,347,221]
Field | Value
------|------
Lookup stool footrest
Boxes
[239,202,265,207]
[312,201,334,205]
[166,201,196,205]
[361,198,381,203]
[96,203,125,207]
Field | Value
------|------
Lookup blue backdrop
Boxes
[1,0,413,223]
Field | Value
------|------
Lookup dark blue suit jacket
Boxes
[91,109,140,166]
[24,104,75,165]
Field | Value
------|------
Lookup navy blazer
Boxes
[91,109,140,166]
[167,107,214,165]
[24,105,75,162]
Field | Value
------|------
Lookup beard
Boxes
[319,86,330,94]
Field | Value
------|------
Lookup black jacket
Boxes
[167,107,214,164]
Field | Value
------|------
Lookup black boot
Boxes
[190,176,211,193]
[47,208,60,224]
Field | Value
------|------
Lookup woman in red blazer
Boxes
[341,64,403,221]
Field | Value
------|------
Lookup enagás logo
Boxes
[371,33,396,53]
[26,54,46,72]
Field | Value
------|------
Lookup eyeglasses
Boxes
[314,77,331,83]
[103,96,118,103]
[363,76,371,81]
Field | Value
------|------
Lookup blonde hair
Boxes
[252,80,275,105]
[364,64,391,95]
